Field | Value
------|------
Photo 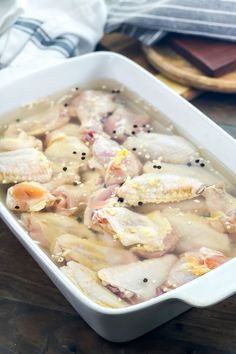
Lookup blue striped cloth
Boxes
[105,0,236,45]
[0,0,107,85]
[13,17,78,59]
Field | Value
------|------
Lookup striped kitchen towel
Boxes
[0,0,107,85]
[105,0,236,45]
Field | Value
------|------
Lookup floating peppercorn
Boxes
[138,201,143,206]
[15,206,20,209]
[118,197,124,203]
[200,163,205,167]
[73,151,77,154]
[63,167,67,171]
[132,148,137,151]
[187,162,192,167]
[143,278,148,283]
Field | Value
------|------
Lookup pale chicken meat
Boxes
[61,261,127,308]
[84,185,118,227]
[90,135,142,186]
[143,161,232,189]
[4,101,70,136]
[92,207,179,258]
[0,148,53,184]
[69,90,117,135]
[136,197,209,217]
[204,184,236,237]
[98,255,177,304]
[69,89,150,142]
[52,181,101,216]
[116,173,205,206]
[124,132,199,164]
[103,103,150,142]
[90,134,121,170]
[44,135,90,174]
[0,131,42,152]
[6,182,55,212]
[162,208,231,254]
[21,212,97,251]
[159,248,229,292]
[52,169,103,216]
[43,172,80,192]
[52,234,138,270]
[45,123,81,146]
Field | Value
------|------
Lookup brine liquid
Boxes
[0,80,235,309]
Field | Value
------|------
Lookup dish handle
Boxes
[173,258,236,307]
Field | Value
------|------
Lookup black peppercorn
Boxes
[118,197,124,203]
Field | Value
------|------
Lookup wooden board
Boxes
[143,43,236,93]
[101,34,201,100]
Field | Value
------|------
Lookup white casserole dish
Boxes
[0,52,235,342]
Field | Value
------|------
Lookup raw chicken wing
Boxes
[117,173,205,206]
[6,182,55,212]
[52,234,138,270]
[61,261,127,308]
[45,135,90,174]
[124,132,199,164]
[0,131,42,151]
[0,148,53,184]
[160,247,229,292]
[5,101,70,136]
[204,184,236,237]
[21,212,97,250]
[92,207,178,257]
[162,208,230,254]
[98,255,177,304]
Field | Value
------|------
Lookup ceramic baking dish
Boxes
[0,52,235,342]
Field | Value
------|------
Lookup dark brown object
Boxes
[169,35,236,77]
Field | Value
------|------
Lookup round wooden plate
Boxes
[143,43,236,93]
